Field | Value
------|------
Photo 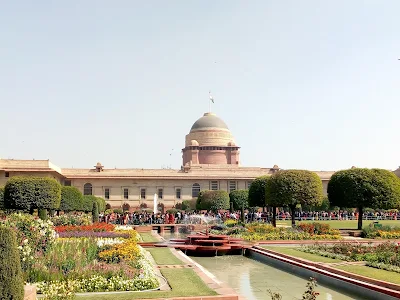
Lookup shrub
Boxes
[82,195,96,213]
[4,176,61,211]
[60,186,84,212]
[0,226,24,299]
[182,199,196,210]
[95,197,106,213]
[113,208,123,214]
[92,202,99,223]
[229,190,249,210]
[105,203,111,210]
[196,190,230,212]
[38,208,48,220]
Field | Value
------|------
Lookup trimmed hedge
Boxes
[4,176,61,211]
[229,190,249,210]
[60,186,84,212]
[0,226,24,299]
[196,190,230,212]
[82,195,96,213]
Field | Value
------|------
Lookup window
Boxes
[176,188,181,199]
[84,183,92,195]
[247,181,253,189]
[5,172,9,178]
[158,188,163,199]
[64,180,71,186]
[140,188,146,199]
[229,181,237,192]
[124,188,129,199]
[104,188,110,199]
[210,181,219,191]
[192,183,200,198]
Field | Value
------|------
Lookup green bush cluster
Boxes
[0,226,24,299]
[4,176,61,212]
[196,190,229,212]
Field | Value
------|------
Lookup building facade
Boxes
[2,112,394,210]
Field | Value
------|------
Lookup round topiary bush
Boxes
[196,190,230,212]
[0,226,24,299]
[60,186,84,212]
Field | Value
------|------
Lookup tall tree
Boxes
[328,168,400,230]
[248,175,270,208]
[268,170,323,226]
[229,190,249,210]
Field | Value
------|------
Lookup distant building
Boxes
[1,111,382,210]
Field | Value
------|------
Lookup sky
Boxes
[1,1,400,171]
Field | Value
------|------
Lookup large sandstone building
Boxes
[1,112,396,210]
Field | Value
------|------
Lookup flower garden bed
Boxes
[1,213,160,299]
[300,241,400,274]
[362,223,400,239]
[209,222,342,241]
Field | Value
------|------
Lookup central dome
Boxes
[190,113,229,131]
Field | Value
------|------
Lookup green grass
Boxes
[140,233,159,242]
[76,268,217,299]
[146,247,184,265]
[335,265,400,285]
[262,246,340,263]
[275,220,400,230]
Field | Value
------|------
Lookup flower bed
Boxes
[300,241,400,274]
[55,223,115,232]
[1,213,158,299]
[50,214,92,226]
[210,222,342,241]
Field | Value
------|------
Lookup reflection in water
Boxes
[191,255,364,300]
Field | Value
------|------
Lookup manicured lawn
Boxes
[146,247,185,265]
[275,220,400,230]
[262,246,340,263]
[140,232,159,242]
[76,268,217,299]
[335,265,400,285]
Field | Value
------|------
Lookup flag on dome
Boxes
[209,91,214,103]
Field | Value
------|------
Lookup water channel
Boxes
[162,232,365,300]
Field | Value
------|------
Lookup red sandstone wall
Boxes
[198,150,228,164]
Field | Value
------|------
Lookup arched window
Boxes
[192,183,201,198]
[84,183,93,195]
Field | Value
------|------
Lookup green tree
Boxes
[60,186,84,212]
[328,168,400,230]
[248,176,270,208]
[82,195,96,213]
[302,196,330,212]
[0,226,24,300]
[95,197,106,213]
[4,176,61,213]
[0,186,4,210]
[229,190,249,210]
[268,170,323,226]
[196,190,230,212]
[181,199,196,211]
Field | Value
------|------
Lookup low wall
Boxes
[248,247,400,300]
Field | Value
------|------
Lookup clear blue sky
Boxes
[1,1,399,171]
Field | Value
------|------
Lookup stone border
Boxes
[249,246,400,300]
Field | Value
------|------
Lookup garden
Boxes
[2,213,159,299]
[210,221,342,241]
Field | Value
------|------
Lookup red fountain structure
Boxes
[156,234,251,257]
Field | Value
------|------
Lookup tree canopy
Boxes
[328,168,400,229]
[4,176,61,212]
[229,190,249,210]
[268,170,323,226]
[196,190,230,212]
[60,186,84,212]
[248,175,270,208]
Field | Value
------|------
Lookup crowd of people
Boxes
[99,209,400,225]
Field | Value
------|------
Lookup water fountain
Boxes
[157,214,251,256]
